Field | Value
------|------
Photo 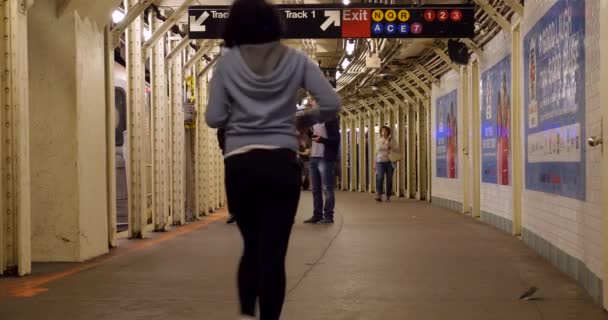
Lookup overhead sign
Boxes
[188,4,474,39]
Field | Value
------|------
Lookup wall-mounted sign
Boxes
[435,89,458,179]
[523,0,586,200]
[188,4,474,39]
[481,55,511,185]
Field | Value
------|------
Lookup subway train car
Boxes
[114,61,152,233]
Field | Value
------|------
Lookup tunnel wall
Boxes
[478,29,514,234]
[27,0,109,262]
[430,0,604,303]
[430,70,464,212]
[520,0,603,302]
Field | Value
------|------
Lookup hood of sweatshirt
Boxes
[220,42,304,100]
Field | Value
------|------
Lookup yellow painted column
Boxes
[397,104,406,197]
[388,106,397,196]
[368,110,376,194]
[104,26,117,247]
[461,66,470,213]
[406,104,416,198]
[125,0,147,238]
[358,113,366,192]
[150,14,168,230]
[471,60,481,218]
[511,22,523,235]
[0,0,31,275]
[340,116,348,190]
[170,47,185,225]
[416,101,428,200]
[349,116,357,191]
[601,0,608,308]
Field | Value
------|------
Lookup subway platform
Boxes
[0,192,606,320]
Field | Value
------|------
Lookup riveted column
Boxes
[406,103,416,198]
[150,13,168,231]
[397,103,406,197]
[340,116,348,190]
[169,43,185,225]
[349,115,357,191]
[388,104,397,197]
[368,110,376,194]
[104,25,117,246]
[0,0,31,275]
[461,66,470,213]
[125,0,147,238]
[358,113,366,192]
[416,100,428,200]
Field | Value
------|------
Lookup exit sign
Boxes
[188,4,475,39]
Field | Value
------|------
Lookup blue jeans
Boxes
[310,157,335,219]
[376,161,394,197]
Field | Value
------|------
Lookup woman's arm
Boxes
[205,64,230,128]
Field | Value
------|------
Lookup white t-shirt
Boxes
[311,123,327,158]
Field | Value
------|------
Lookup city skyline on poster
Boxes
[436,89,458,179]
[481,55,511,185]
[523,0,586,200]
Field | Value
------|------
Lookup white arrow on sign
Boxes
[320,10,340,31]
[190,11,210,32]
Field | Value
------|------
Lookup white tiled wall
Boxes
[520,0,603,279]
[478,30,514,222]
[431,70,463,204]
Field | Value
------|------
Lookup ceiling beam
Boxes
[397,79,427,102]
[142,0,197,57]
[111,0,156,49]
[184,40,213,71]
[474,0,512,31]
[502,0,524,16]
[388,82,416,105]
[406,71,431,95]
[166,36,191,61]
[432,46,460,73]
[414,63,438,84]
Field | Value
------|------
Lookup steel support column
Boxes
[416,101,428,200]
[340,116,348,190]
[125,0,147,238]
[358,113,366,192]
[461,66,470,213]
[150,14,168,230]
[368,110,376,194]
[169,41,185,225]
[104,26,117,246]
[349,116,357,192]
[397,103,406,197]
[0,0,31,275]
[405,104,416,198]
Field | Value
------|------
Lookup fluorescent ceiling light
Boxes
[341,58,350,70]
[336,71,342,79]
[343,0,350,5]
[345,41,355,55]
[112,9,125,23]
[144,28,152,41]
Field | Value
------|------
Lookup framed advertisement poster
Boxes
[481,55,511,185]
[523,0,586,200]
[436,89,458,179]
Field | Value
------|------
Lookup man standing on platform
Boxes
[304,115,340,225]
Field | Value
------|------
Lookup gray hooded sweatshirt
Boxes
[205,42,341,156]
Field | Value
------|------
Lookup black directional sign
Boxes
[188,4,474,39]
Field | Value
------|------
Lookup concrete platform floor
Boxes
[1,191,607,320]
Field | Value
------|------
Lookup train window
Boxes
[115,87,127,146]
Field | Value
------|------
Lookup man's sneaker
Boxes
[319,218,334,224]
[226,215,236,224]
[375,195,382,202]
[385,197,391,202]
[304,215,323,224]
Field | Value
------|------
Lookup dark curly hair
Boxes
[222,0,285,48]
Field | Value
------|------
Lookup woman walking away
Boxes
[205,0,341,318]
[375,126,399,202]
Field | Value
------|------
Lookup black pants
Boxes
[225,149,301,320]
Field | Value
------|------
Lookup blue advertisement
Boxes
[481,55,511,185]
[435,89,458,179]
[523,0,586,200]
